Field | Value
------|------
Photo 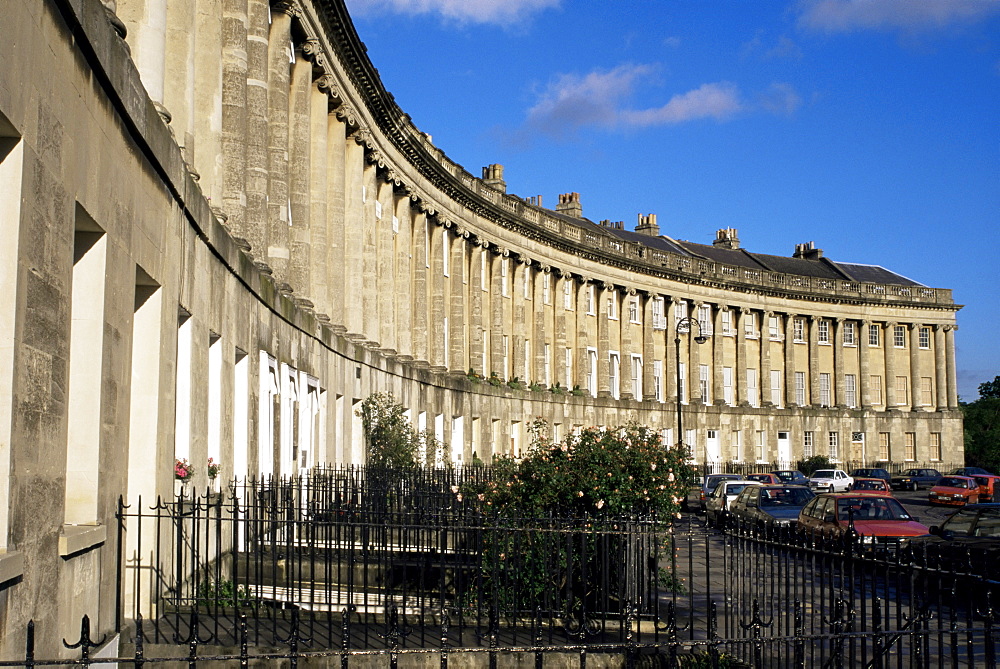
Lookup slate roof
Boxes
[547,209,923,287]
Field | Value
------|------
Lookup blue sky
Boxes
[345,0,1000,402]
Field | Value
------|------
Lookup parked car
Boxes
[929,476,980,507]
[797,493,929,543]
[972,475,1000,504]
[890,468,942,491]
[808,469,853,493]
[729,485,815,528]
[689,473,743,513]
[949,467,994,477]
[746,473,781,485]
[705,480,761,527]
[910,504,1000,604]
[851,478,892,494]
[849,468,891,483]
[772,470,810,485]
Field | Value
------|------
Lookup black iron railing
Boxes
[91,467,1000,667]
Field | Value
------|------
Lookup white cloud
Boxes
[347,0,560,25]
[619,83,744,127]
[757,82,803,116]
[520,66,800,139]
[524,64,657,137]
[797,0,1000,33]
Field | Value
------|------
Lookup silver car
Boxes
[705,480,761,527]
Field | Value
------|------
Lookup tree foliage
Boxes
[357,393,448,469]
[963,376,1000,473]
[464,420,694,517]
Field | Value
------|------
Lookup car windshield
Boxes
[774,471,799,481]
[725,483,754,496]
[938,477,970,489]
[813,470,836,478]
[760,488,813,507]
[837,497,910,521]
[853,480,884,490]
[975,509,1000,537]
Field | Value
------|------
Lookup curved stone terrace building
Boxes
[0,0,961,653]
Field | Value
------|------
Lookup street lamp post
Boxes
[674,316,709,459]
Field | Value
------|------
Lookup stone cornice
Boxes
[310,0,959,315]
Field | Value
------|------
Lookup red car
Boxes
[851,478,892,494]
[929,476,980,507]
[798,493,929,541]
[973,475,1000,503]
[746,473,781,485]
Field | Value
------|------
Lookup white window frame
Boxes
[699,364,709,405]
[564,347,573,388]
[523,265,531,299]
[631,354,643,401]
[674,300,688,326]
[721,309,734,336]
[768,315,780,340]
[678,362,687,404]
[629,298,640,324]
[744,312,758,339]
[818,320,830,344]
[442,230,450,277]
[794,318,805,342]
[542,272,551,304]
[828,431,840,461]
[723,367,734,405]
[609,351,620,400]
[845,374,857,408]
[894,325,906,348]
[698,304,711,334]
[843,322,856,346]
[586,285,596,315]
[652,297,666,330]
[587,347,598,396]
[820,372,831,407]
[607,293,618,320]
[563,280,573,310]
[795,371,806,406]
[869,324,880,347]
[770,369,782,407]
[919,327,930,349]
[653,360,663,402]
[543,343,551,386]
[803,431,814,459]
[747,368,758,407]
[501,258,509,297]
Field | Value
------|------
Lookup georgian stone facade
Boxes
[0,0,961,655]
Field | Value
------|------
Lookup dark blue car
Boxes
[891,468,943,491]
[729,485,815,528]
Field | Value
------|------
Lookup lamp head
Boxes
[694,335,708,344]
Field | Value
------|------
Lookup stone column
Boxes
[428,222,445,369]
[375,176,396,353]
[288,45,315,301]
[448,229,467,373]
[265,4,294,283]
[468,240,485,373]
[220,0,248,239]
[391,190,412,356]
[808,316,820,407]
[909,323,923,411]
[833,318,845,407]
[411,210,429,364]
[490,249,507,376]
[513,256,531,381]
[760,310,773,405]
[341,132,365,337]
[360,160,379,344]
[620,289,635,400]
[121,0,168,106]
[784,313,797,406]
[859,320,871,408]
[643,293,657,401]
[689,302,705,404]
[165,0,196,171]
[323,108,347,331]
[668,298,681,403]
[243,0,271,262]
[736,308,749,405]
[884,322,897,408]
[533,267,549,384]
[712,304,725,404]
[597,283,613,397]
[934,325,947,410]
[945,326,958,409]
[555,271,571,387]
[307,77,329,315]
[576,279,592,394]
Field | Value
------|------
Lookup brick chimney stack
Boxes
[482,164,506,193]
[793,241,823,259]
[555,192,582,218]
[635,213,659,236]
[713,227,740,249]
